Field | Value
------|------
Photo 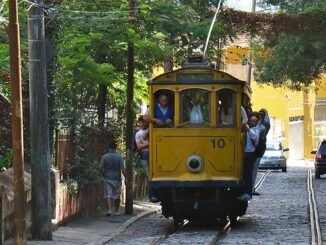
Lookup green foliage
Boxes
[0,82,10,102]
[74,160,103,187]
[0,149,12,171]
[254,33,325,89]
[132,152,147,177]
[0,43,9,70]
[255,12,326,89]
[60,178,79,196]
[220,4,325,87]
[179,0,221,16]
[258,0,326,13]
[251,0,326,87]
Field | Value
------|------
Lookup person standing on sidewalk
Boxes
[99,141,127,216]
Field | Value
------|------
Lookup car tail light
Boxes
[316,151,322,161]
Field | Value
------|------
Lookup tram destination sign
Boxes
[176,73,213,83]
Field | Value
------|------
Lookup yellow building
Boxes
[223,45,326,159]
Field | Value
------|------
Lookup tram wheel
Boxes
[315,170,321,179]
[229,215,239,225]
[173,216,184,228]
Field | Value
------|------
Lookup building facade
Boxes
[223,44,326,159]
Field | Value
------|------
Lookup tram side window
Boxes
[151,90,174,128]
[179,88,211,128]
[217,90,236,128]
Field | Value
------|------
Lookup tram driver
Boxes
[144,93,174,128]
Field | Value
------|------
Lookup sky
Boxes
[225,0,257,12]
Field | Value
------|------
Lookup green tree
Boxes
[258,0,325,13]
[253,0,326,88]
[0,43,10,101]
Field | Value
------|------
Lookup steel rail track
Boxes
[148,219,188,245]
[147,170,271,244]
[254,169,271,192]
[210,220,232,244]
[307,169,322,245]
[149,218,231,245]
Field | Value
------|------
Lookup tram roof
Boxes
[148,66,246,85]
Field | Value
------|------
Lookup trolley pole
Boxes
[8,0,26,243]
[28,0,52,239]
[246,0,256,85]
[125,0,135,215]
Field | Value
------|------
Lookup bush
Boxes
[0,149,12,171]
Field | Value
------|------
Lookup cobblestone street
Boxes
[312,161,326,243]
[220,160,312,244]
[110,160,323,244]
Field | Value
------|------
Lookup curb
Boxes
[97,208,159,244]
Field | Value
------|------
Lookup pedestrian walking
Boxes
[99,141,127,216]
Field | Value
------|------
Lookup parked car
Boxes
[259,141,289,172]
[311,139,326,179]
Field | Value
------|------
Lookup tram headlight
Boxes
[186,155,203,173]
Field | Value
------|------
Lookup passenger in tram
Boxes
[144,94,173,128]
[241,106,248,125]
[239,115,260,202]
[219,94,234,125]
[189,93,204,123]
[135,117,149,173]
[134,116,158,202]
[190,104,204,123]
[181,89,209,125]
[244,105,253,118]
[251,111,267,196]
[133,117,143,154]
[259,108,271,135]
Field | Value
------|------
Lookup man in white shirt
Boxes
[239,115,259,201]
[252,112,267,195]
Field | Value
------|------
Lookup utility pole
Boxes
[246,0,256,85]
[125,0,135,215]
[28,0,52,239]
[8,0,26,243]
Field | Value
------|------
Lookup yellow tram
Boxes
[146,57,251,224]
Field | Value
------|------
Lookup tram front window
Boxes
[179,89,211,128]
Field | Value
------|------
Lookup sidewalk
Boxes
[8,201,160,245]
